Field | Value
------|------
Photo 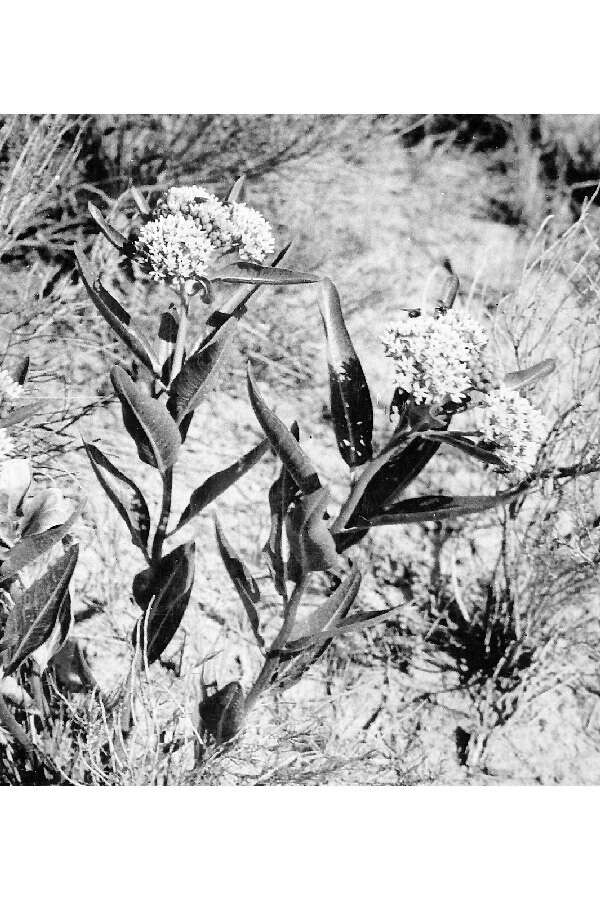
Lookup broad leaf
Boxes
[247,363,321,494]
[111,365,181,473]
[76,248,159,377]
[176,439,269,531]
[504,358,556,391]
[286,487,340,578]
[214,517,264,648]
[133,541,195,665]
[318,278,373,467]
[0,506,80,580]
[88,201,128,252]
[2,544,79,676]
[167,319,236,425]
[213,261,318,286]
[199,681,245,743]
[84,443,151,553]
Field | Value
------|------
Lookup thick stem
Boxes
[170,285,190,382]
[151,467,173,562]
[245,576,309,711]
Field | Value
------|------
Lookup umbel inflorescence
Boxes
[382,308,548,474]
[135,185,275,286]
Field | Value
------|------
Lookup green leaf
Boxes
[111,365,181,473]
[176,439,269,532]
[133,542,195,665]
[213,262,318,285]
[504,358,556,391]
[20,489,73,537]
[84,443,151,553]
[0,458,31,516]
[214,517,264,649]
[6,355,29,385]
[318,278,373,467]
[130,185,150,217]
[262,424,300,601]
[426,432,507,468]
[247,363,321,494]
[0,402,43,428]
[205,242,293,331]
[0,506,80,581]
[227,175,246,203]
[364,486,525,527]
[286,487,341,578]
[167,319,236,425]
[199,681,245,744]
[2,544,79,676]
[75,247,159,377]
[311,605,403,639]
[157,305,179,384]
[286,567,362,650]
[88,201,128,252]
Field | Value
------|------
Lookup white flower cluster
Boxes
[135,185,275,285]
[0,370,24,404]
[381,309,490,407]
[478,387,549,474]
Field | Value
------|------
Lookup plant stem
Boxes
[170,284,190,382]
[0,691,36,760]
[245,576,309,711]
[152,467,173,562]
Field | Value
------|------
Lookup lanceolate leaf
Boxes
[426,432,507,468]
[20,489,73,537]
[504,358,556,391]
[31,589,73,673]
[7,355,29,385]
[167,319,237,425]
[111,365,181,472]
[84,443,151,553]
[133,542,195,665]
[206,242,293,332]
[286,568,362,649]
[199,681,245,744]
[75,248,159,377]
[88,201,128,252]
[318,278,373,467]
[0,506,80,581]
[263,423,300,601]
[0,402,43,428]
[363,486,526,527]
[227,175,246,203]
[247,364,321,494]
[308,605,403,640]
[2,544,79,676]
[157,305,179,384]
[176,440,269,532]
[214,261,318,286]
[130,185,150,217]
[286,487,340,578]
[214,517,264,649]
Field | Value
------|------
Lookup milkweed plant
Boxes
[0,173,592,779]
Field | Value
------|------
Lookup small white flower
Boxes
[477,387,549,474]
[230,202,275,263]
[136,213,216,285]
[381,309,490,407]
[136,184,275,283]
[0,370,24,404]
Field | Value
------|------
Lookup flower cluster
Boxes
[135,185,274,285]
[381,309,490,407]
[0,370,24,405]
[477,387,549,474]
